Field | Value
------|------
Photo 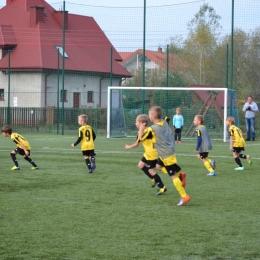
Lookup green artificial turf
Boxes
[0,133,259,260]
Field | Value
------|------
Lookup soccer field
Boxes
[1,133,260,260]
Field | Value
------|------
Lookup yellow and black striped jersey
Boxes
[138,127,158,160]
[229,125,246,148]
[74,125,96,151]
[10,133,31,150]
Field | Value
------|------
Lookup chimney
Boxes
[53,11,69,30]
[158,47,162,53]
[6,0,14,5]
[30,6,45,26]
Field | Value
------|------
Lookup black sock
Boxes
[239,154,247,159]
[24,156,37,167]
[10,153,19,167]
[85,158,92,170]
[141,166,153,179]
[235,157,243,167]
[153,173,164,188]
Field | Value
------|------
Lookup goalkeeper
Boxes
[172,107,184,143]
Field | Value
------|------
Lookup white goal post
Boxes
[107,86,239,142]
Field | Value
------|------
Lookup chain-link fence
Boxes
[0,0,259,134]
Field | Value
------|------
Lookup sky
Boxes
[0,0,259,50]
[0,0,201,7]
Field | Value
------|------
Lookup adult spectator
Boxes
[242,96,258,141]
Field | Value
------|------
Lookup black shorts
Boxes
[174,128,182,133]
[141,157,157,169]
[157,157,181,177]
[199,152,209,159]
[233,147,244,153]
[82,150,96,156]
[14,148,30,156]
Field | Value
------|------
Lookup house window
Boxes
[60,90,67,102]
[87,91,94,103]
[0,89,4,100]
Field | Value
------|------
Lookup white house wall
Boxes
[46,74,121,108]
[0,71,122,108]
[123,57,159,72]
[0,72,43,108]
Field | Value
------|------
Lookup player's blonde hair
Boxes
[195,115,204,124]
[149,106,162,119]
[226,116,235,125]
[176,107,181,112]
[78,114,88,123]
[136,114,149,126]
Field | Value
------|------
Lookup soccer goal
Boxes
[107,86,239,142]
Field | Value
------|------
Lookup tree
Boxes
[182,3,222,85]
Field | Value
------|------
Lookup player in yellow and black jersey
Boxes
[139,106,190,206]
[71,114,96,173]
[125,114,166,194]
[226,116,252,170]
[1,125,39,170]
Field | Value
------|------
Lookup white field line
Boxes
[0,146,260,160]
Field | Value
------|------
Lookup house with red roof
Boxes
[118,47,186,85]
[0,0,131,108]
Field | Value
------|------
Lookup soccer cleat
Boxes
[178,140,182,143]
[235,166,244,171]
[179,172,187,188]
[156,186,167,195]
[177,194,190,206]
[31,166,39,170]
[151,178,156,188]
[246,155,252,165]
[92,164,96,170]
[207,172,216,176]
[11,166,20,170]
[211,159,216,170]
[88,169,93,173]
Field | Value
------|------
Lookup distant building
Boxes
[0,0,131,108]
[118,47,186,85]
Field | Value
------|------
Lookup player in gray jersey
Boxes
[194,115,216,176]
[139,106,190,206]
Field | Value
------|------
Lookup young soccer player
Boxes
[139,106,190,206]
[226,116,252,170]
[71,114,96,173]
[1,125,39,170]
[173,107,184,143]
[193,115,216,176]
[125,114,167,195]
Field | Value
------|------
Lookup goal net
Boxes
[107,86,239,142]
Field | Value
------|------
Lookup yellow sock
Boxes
[204,161,214,172]
[206,158,212,164]
[173,178,186,198]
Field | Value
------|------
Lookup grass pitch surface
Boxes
[1,134,260,260]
